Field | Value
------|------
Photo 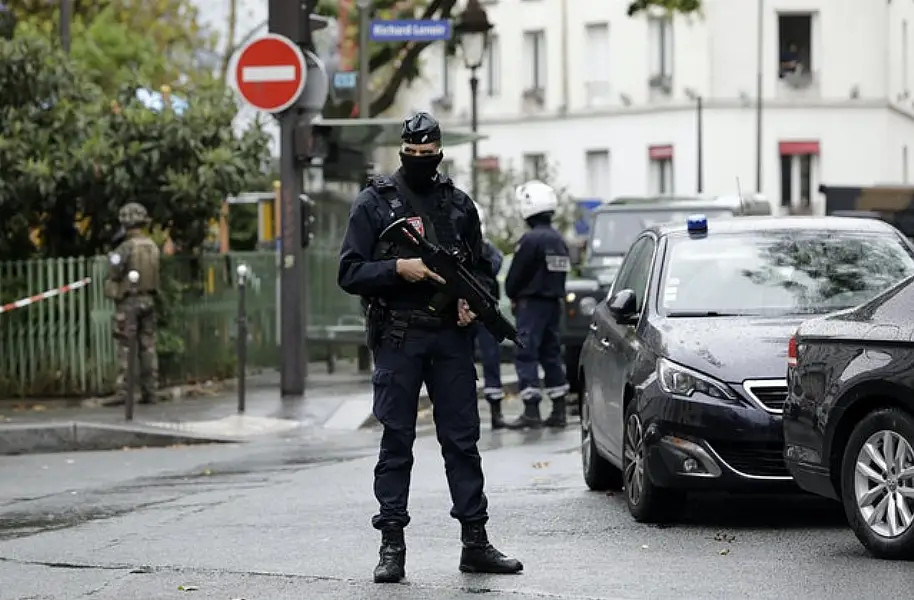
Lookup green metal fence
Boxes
[0,242,361,398]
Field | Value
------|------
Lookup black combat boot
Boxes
[505,403,542,430]
[488,397,506,430]
[542,396,567,428]
[373,528,406,583]
[459,522,523,574]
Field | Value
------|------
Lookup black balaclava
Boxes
[525,211,554,228]
[399,151,443,191]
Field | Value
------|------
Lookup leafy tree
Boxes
[0,32,272,260]
[3,0,217,89]
[626,0,702,16]
[471,161,576,255]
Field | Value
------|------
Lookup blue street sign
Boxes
[333,71,357,89]
[370,19,452,42]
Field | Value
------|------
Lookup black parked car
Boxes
[580,215,911,523]
[784,252,914,559]
[565,201,749,401]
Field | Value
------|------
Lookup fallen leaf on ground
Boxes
[719,548,730,555]
[532,461,550,469]
[177,585,199,591]
[31,404,47,412]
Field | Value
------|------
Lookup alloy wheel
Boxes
[624,413,645,506]
[854,429,914,538]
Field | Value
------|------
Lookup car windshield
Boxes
[590,209,735,255]
[660,230,914,316]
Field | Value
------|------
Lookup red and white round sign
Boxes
[231,33,307,114]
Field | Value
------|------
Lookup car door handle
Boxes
[599,338,611,348]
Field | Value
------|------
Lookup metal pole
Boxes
[60,0,71,53]
[358,2,371,118]
[279,114,305,396]
[125,271,139,421]
[755,0,764,192]
[236,264,249,413]
[696,96,703,194]
[470,69,479,200]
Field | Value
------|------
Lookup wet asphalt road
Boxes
[0,419,911,600]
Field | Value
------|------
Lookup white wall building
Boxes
[402,0,914,215]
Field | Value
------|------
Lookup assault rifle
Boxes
[380,217,524,348]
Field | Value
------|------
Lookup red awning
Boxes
[649,144,674,160]
[779,140,820,155]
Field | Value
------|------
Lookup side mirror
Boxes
[608,289,638,325]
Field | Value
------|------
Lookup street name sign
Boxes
[370,19,452,42]
[232,33,307,114]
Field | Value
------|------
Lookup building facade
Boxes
[402,0,914,214]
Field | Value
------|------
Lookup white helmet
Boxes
[516,180,558,220]
[474,201,487,236]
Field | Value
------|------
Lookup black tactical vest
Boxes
[367,174,462,261]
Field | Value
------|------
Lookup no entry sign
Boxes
[232,33,307,114]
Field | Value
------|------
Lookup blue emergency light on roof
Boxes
[686,214,708,234]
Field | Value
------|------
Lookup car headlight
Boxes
[656,357,735,400]
[566,292,576,302]
[579,296,597,315]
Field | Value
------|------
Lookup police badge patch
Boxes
[407,216,425,237]
[545,254,571,272]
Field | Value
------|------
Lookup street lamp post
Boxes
[356,0,371,119]
[455,0,493,202]
[0,3,17,40]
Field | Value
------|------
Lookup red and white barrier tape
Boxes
[0,277,92,315]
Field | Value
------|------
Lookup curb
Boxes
[0,421,237,456]
[357,375,521,430]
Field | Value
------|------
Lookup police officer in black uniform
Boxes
[338,112,523,584]
[504,180,571,430]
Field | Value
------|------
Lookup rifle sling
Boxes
[390,172,441,247]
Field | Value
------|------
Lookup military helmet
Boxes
[118,202,150,228]
[401,111,442,145]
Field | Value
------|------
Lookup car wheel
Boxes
[581,388,622,490]
[623,405,686,523]
[841,407,914,560]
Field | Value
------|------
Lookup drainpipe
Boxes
[560,0,569,113]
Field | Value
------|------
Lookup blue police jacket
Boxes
[505,222,570,300]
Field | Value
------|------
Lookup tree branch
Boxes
[367,0,458,116]
[368,0,452,73]
[219,0,239,80]
[222,19,267,66]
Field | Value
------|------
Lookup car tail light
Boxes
[787,335,798,368]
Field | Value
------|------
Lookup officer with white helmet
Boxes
[471,202,507,428]
[504,180,571,429]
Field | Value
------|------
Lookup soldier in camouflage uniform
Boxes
[105,203,161,405]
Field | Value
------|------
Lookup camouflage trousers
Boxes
[113,295,159,403]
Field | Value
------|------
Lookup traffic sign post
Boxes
[231,33,308,114]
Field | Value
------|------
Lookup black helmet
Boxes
[401,111,442,145]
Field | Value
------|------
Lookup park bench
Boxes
[308,315,371,374]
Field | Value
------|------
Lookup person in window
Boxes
[780,43,800,78]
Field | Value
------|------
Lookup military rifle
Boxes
[380,217,524,348]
